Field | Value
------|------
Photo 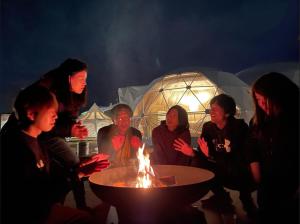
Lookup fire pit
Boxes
[89,165,214,224]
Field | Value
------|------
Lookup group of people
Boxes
[96,72,299,224]
[1,57,298,224]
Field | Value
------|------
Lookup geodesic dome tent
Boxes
[236,62,299,86]
[118,85,148,109]
[128,69,253,139]
[79,103,112,138]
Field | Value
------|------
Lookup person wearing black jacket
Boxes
[196,94,256,217]
[1,85,95,224]
[97,104,142,167]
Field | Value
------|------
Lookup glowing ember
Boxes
[136,144,155,188]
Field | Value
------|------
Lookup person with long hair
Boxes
[36,58,89,168]
[196,94,256,217]
[35,58,94,209]
[151,105,194,165]
[246,73,299,223]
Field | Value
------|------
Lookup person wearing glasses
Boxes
[97,104,142,167]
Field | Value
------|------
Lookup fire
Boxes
[136,144,155,188]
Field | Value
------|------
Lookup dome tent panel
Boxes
[177,88,216,112]
[118,85,148,110]
[132,113,165,139]
[188,112,211,137]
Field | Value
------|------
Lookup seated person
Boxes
[151,105,194,165]
[196,94,256,216]
[97,104,142,167]
[0,85,107,224]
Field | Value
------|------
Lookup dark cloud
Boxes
[0,0,298,112]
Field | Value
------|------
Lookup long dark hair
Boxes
[39,58,87,114]
[251,72,299,127]
[167,105,189,133]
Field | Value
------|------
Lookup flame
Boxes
[136,144,155,188]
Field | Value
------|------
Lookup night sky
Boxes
[1,0,299,113]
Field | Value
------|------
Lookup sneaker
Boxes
[202,192,234,213]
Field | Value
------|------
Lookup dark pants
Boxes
[40,137,87,208]
[194,154,255,209]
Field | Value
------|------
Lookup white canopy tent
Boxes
[119,69,253,139]
[79,103,112,138]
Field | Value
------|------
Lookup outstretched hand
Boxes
[173,138,194,157]
[197,137,209,157]
[78,153,110,178]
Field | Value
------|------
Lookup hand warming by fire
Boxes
[78,153,110,178]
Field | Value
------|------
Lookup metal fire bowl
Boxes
[89,165,214,209]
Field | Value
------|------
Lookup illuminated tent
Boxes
[236,62,299,86]
[79,103,112,138]
[119,69,253,139]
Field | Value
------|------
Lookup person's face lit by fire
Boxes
[254,92,270,115]
[166,108,179,131]
[210,102,227,126]
[27,96,58,135]
[114,110,131,135]
[69,70,87,94]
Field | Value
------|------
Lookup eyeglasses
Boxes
[116,117,131,122]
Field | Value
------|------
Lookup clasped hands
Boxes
[71,121,88,139]
[111,135,142,151]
